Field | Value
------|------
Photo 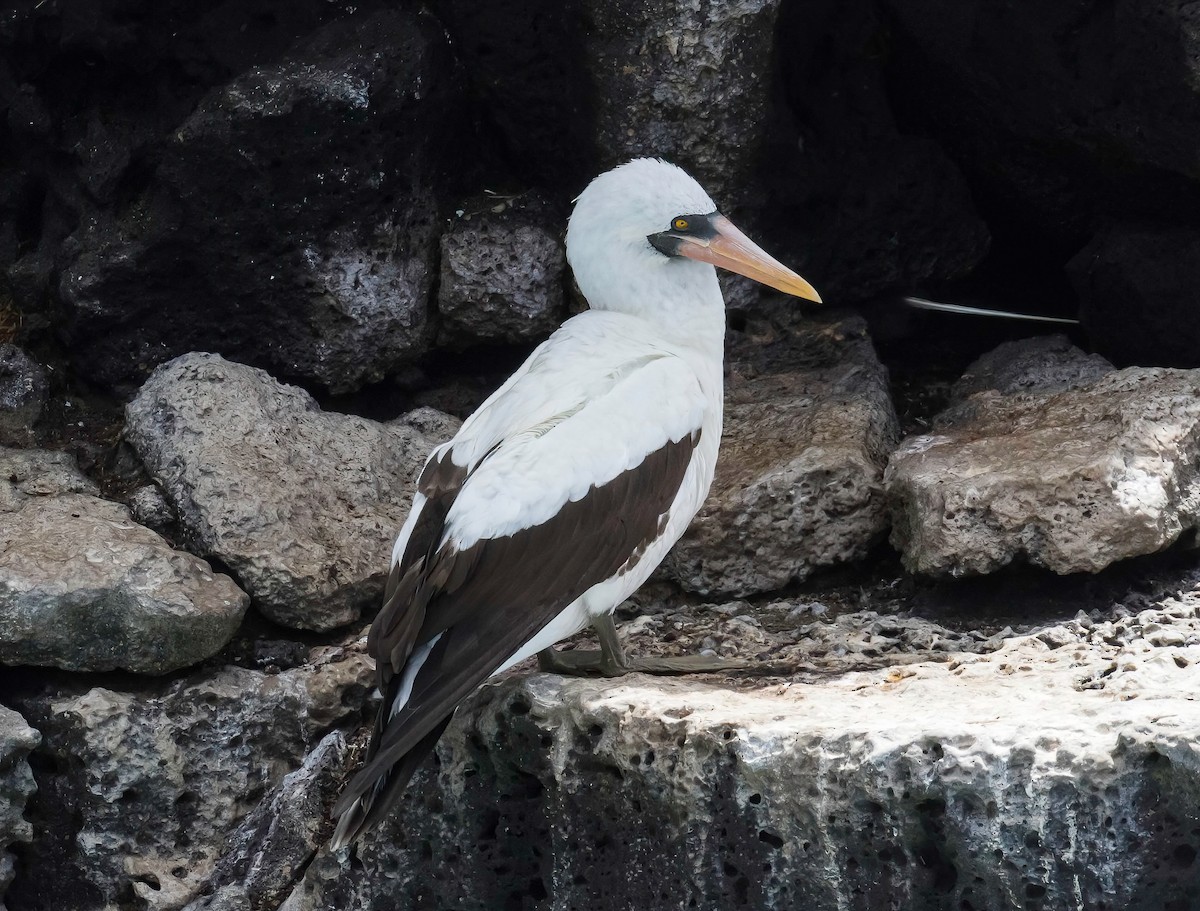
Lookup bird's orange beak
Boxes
[677,214,822,303]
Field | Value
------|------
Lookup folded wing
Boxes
[331,345,708,846]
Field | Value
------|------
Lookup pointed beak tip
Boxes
[684,215,822,305]
[785,276,822,305]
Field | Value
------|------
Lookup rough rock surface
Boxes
[1069,223,1200,369]
[128,484,176,532]
[54,8,468,392]
[9,644,372,911]
[0,345,47,446]
[664,307,900,597]
[0,706,39,911]
[0,447,248,674]
[282,589,1200,911]
[125,353,459,631]
[582,0,784,201]
[442,0,787,203]
[887,365,1200,577]
[438,194,566,347]
[182,731,352,911]
[947,333,1113,402]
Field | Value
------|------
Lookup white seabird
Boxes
[331,158,821,847]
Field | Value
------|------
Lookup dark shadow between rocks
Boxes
[904,540,1200,636]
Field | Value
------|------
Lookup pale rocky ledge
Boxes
[264,587,1200,911]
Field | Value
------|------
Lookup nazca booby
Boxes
[331,158,821,848]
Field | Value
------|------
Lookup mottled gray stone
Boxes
[438,195,565,348]
[281,595,1200,911]
[663,308,899,596]
[128,484,175,532]
[887,367,1200,577]
[0,344,47,446]
[0,447,96,511]
[12,645,372,911]
[938,334,1114,426]
[0,706,39,911]
[125,353,459,631]
[949,334,1114,402]
[585,0,784,201]
[183,730,351,911]
[0,447,248,674]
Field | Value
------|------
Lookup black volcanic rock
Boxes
[879,0,1200,252]
[446,0,787,205]
[438,194,566,348]
[0,343,47,445]
[761,0,991,303]
[438,0,598,190]
[48,8,470,392]
[1068,223,1200,368]
[582,0,787,203]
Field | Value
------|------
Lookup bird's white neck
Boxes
[573,247,728,362]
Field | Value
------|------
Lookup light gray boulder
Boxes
[664,309,899,596]
[12,644,372,911]
[0,706,39,911]
[0,447,248,674]
[887,360,1200,577]
[125,353,459,631]
[281,593,1200,911]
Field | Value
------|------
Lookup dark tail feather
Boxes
[330,713,454,850]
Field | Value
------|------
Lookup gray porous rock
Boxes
[0,344,47,446]
[182,730,352,911]
[949,334,1114,401]
[938,334,1114,425]
[1068,223,1200,369]
[0,447,248,674]
[128,483,176,532]
[56,8,468,392]
[584,0,785,201]
[438,194,566,348]
[282,593,1200,911]
[125,353,459,631]
[0,706,39,911]
[10,644,372,911]
[887,366,1200,577]
[663,307,899,596]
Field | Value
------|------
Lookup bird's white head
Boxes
[566,158,821,328]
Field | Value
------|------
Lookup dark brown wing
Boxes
[365,449,467,690]
[333,433,697,835]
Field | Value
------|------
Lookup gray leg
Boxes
[538,646,604,674]
[538,614,748,677]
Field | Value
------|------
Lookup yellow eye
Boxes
[673,217,689,231]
